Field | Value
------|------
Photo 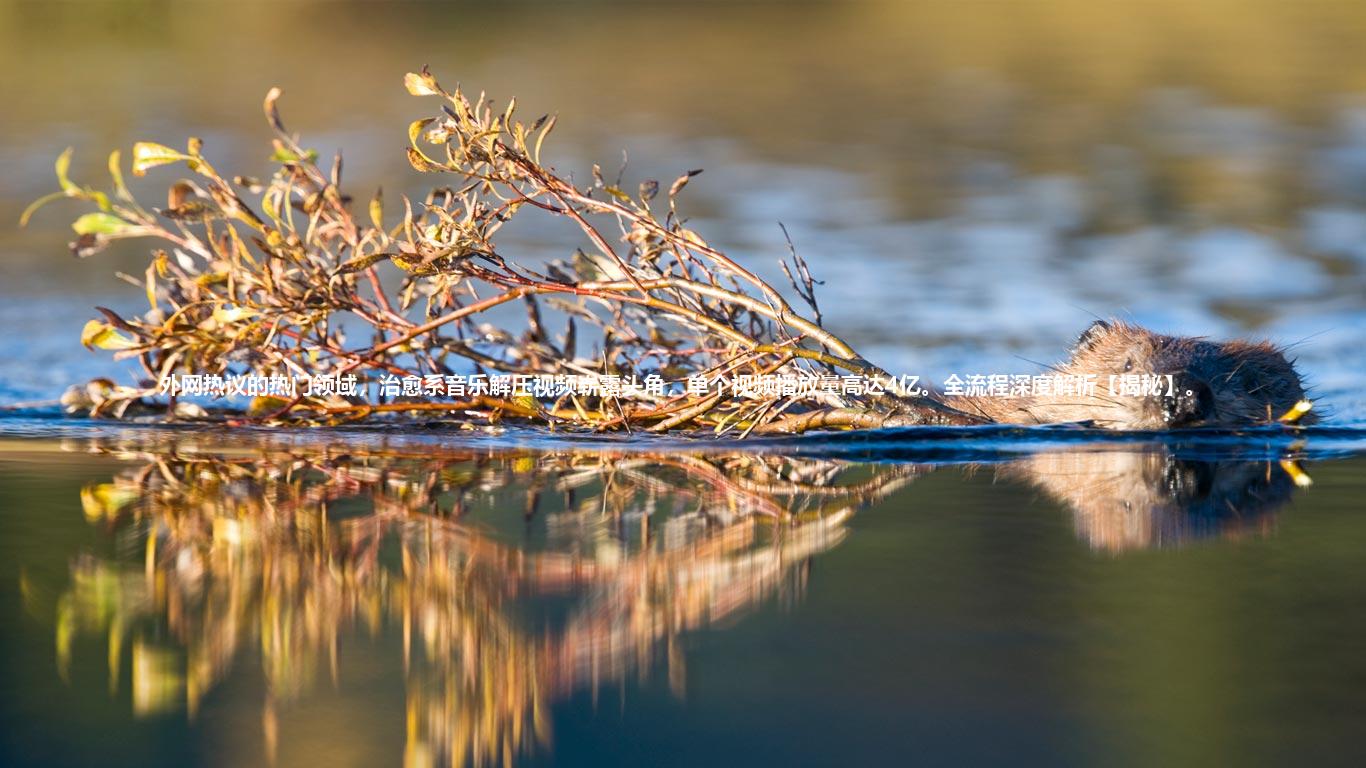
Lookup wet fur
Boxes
[945,320,1314,429]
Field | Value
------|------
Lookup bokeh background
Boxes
[3,0,1365,421]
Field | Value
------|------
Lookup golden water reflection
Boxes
[56,442,904,766]
[40,438,1309,765]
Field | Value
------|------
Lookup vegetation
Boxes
[23,68,979,435]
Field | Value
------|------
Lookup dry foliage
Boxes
[25,68,980,435]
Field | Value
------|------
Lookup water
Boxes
[1,428,1365,766]
[4,0,1366,765]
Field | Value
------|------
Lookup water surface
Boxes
[2,426,1365,766]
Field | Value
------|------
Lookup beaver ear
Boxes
[1075,320,1112,353]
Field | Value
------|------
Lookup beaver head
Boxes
[1045,320,1313,429]
[945,319,1314,429]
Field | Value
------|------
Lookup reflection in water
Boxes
[35,438,1309,765]
[1004,450,1304,552]
[50,441,914,766]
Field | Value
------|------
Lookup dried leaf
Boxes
[404,69,442,97]
[162,202,217,221]
[369,187,384,230]
[70,233,106,258]
[167,182,195,210]
[263,87,285,133]
[669,169,703,199]
[407,147,441,172]
[335,252,394,274]
[95,306,137,332]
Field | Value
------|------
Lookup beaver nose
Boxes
[1162,380,1216,427]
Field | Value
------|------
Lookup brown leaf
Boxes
[669,169,703,199]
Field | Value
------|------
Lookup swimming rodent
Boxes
[943,320,1314,429]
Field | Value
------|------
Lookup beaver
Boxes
[944,320,1314,429]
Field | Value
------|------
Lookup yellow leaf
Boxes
[80,483,139,521]
[55,147,77,194]
[335,252,393,274]
[131,142,191,176]
[108,149,129,198]
[369,188,384,229]
[406,147,440,173]
[408,118,435,147]
[247,396,290,417]
[404,70,441,96]
[80,320,138,350]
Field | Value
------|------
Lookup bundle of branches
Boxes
[26,67,980,435]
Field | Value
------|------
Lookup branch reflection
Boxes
[58,440,914,766]
[45,438,1309,765]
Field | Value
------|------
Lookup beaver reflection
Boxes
[1002,450,1302,552]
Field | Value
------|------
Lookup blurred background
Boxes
[6,6,1366,767]
[2,0,1365,421]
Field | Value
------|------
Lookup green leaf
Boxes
[131,142,192,176]
[269,146,319,164]
[18,191,67,227]
[71,212,132,236]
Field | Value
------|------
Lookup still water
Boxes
[4,1,1366,765]
[1,426,1365,766]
